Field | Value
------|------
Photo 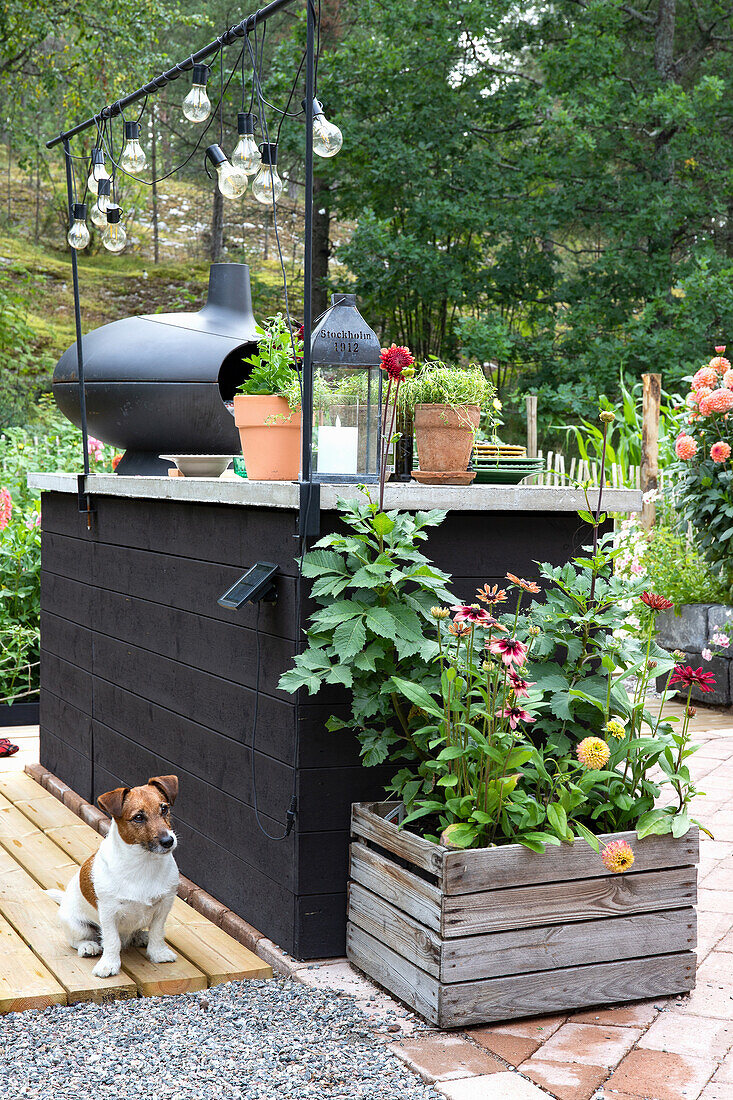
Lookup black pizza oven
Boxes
[53,262,259,474]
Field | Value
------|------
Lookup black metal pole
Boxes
[46,0,297,149]
[301,0,315,487]
[63,139,94,529]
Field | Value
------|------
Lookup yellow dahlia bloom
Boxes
[601,839,635,873]
[604,718,626,741]
[576,737,611,770]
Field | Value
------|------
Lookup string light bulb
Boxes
[119,121,147,173]
[232,113,261,175]
[67,203,90,251]
[182,64,211,122]
[309,98,343,158]
[205,144,248,199]
[87,147,111,195]
[91,179,112,227]
[251,143,283,205]
[102,206,127,253]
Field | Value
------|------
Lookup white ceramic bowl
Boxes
[160,455,233,478]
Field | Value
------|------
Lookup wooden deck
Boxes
[0,767,272,1012]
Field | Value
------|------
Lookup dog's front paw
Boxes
[77,940,103,957]
[146,945,177,965]
[93,956,121,978]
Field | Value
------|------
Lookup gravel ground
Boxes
[0,978,442,1100]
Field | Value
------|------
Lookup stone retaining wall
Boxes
[656,604,733,706]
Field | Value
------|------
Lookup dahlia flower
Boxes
[710,348,731,373]
[601,839,635,873]
[692,385,712,404]
[0,488,11,530]
[505,572,541,593]
[693,366,719,389]
[379,343,415,381]
[641,592,673,611]
[669,665,716,693]
[701,389,733,416]
[675,434,698,460]
[430,606,450,620]
[604,718,627,741]
[476,584,507,605]
[488,637,528,666]
[576,737,611,770]
[451,604,498,627]
[711,441,731,463]
[723,370,733,390]
[501,705,535,730]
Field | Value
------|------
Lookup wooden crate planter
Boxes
[347,802,698,1028]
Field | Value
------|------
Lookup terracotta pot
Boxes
[233,395,301,481]
[414,403,481,473]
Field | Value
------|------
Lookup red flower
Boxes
[451,604,498,627]
[500,705,536,730]
[509,672,535,698]
[296,323,305,340]
[379,343,415,381]
[669,665,716,693]
[488,637,528,667]
[641,592,674,612]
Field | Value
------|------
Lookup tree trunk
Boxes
[34,156,40,243]
[654,0,676,80]
[158,106,173,175]
[312,175,331,318]
[150,106,160,264]
[210,186,224,262]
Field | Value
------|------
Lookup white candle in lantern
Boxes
[317,415,359,474]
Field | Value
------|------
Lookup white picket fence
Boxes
[534,451,643,489]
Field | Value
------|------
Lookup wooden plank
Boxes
[0,911,67,1014]
[351,804,444,877]
[0,848,136,1004]
[165,920,272,983]
[14,796,87,832]
[346,923,439,1025]
[116,947,207,997]
[0,772,46,802]
[441,907,697,982]
[349,842,442,933]
[443,827,699,894]
[442,867,697,937]
[46,824,101,862]
[348,883,441,978]
[438,952,697,1028]
[0,791,38,837]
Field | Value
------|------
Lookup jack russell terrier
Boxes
[47,775,180,978]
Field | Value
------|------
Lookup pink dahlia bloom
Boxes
[0,488,11,530]
[710,350,731,373]
[675,434,698,460]
[500,705,535,730]
[451,604,497,627]
[601,839,635,873]
[379,344,415,381]
[693,365,719,389]
[711,441,731,463]
[723,369,733,390]
[692,385,712,404]
[701,389,733,416]
[488,637,528,666]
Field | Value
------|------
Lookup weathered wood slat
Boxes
[351,804,444,877]
[441,907,697,982]
[165,920,272,984]
[443,827,699,895]
[442,867,697,937]
[14,795,87,832]
[348,883,441,978]
[438,952,697,1028]
[46,824,102,863]
[0,911,67,1014]
[349,842,442,932]
[346,924,440,1025]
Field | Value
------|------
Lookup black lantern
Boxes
[310,293,382,482]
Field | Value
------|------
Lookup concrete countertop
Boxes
[28,472,642,513]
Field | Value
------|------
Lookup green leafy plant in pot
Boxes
[233,314,302,481]
[400,362,495,483]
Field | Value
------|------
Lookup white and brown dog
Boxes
[47,775,180,978]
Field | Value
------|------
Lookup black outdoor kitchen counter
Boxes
[28,473,641,959]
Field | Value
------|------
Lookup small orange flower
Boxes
[505,572,541,593]
[576,737,611,770]
[476,584,508,605]
[601,839,635,873]
[448,623,472,638]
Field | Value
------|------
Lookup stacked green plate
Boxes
[472,454,545,484]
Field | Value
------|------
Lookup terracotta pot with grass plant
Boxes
[233,315,302,481]
[401,363,495,483]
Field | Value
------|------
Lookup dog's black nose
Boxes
[159,834,175,849]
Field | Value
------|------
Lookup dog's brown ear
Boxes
[97,786,130,819]
[148,775,179,805]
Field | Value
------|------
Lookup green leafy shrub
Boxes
[643,527,728,608]
[236,314,302,408]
